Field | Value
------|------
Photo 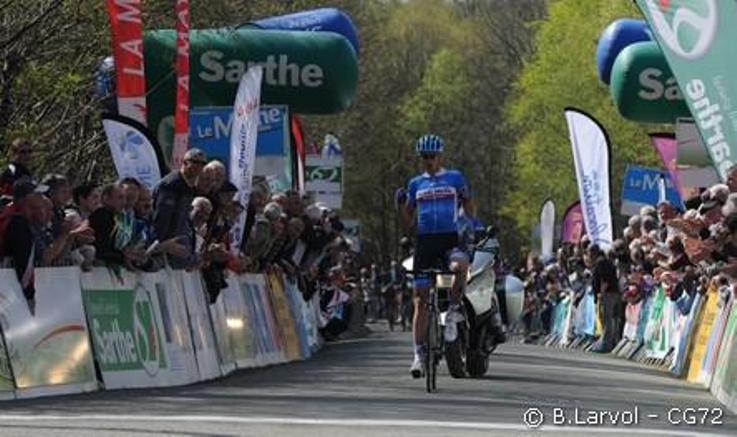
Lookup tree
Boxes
[502,0,664,257]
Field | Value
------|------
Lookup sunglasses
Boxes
[420,153,438,160]
[185,159,207,166]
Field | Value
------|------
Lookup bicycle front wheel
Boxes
[426,307,438,393]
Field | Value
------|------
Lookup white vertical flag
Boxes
[229,67,264,251]
[540,198,556,261]
[564,108,613,250]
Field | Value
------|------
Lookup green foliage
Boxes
[503,0,665,242]
[0,0,544,265]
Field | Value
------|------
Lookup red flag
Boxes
[106,0,147,124]
[171,0,191,168]
[291,115,306,193]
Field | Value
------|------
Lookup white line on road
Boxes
[0,414,731,436]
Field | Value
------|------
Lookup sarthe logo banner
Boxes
[229,67,264,251]
[564,108,613,250]
[102,114,167,189]
[636,0,735,180]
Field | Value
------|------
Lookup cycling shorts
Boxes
[413,232,468,288]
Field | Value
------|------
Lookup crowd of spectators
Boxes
[0,141,363,328]
[518,166,737,352]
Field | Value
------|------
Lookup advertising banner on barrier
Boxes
[574,289,596,337]
[636,295,652,342]
[623,301,643,341]
[687,286,720,383]
[644,286,670,359]
[711,300,737,413]
[621,165,682,215]
[265,273,301,362]
[558,297,574,346]
[240,274,284,365]
[0,268,97,398]
[178,271,221,380]
[636,0,737,180]
[702,295,732,388]
[670,293,703,376]
[0,329,13,399]
[283,278,311,359]
[144,271,199,386]
[82,269,198,389]
[216,276,255,370]
[564,108,613,250]
[208,282,238,374]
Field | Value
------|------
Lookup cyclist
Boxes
[399,134,475,378]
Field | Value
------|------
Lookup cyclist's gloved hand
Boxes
[394,187,408,210]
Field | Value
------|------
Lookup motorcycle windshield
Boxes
[470,238,497,279]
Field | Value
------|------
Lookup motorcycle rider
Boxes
[399,134,475,378]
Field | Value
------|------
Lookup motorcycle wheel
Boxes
[466,350,489,378]
[445,336,467,378]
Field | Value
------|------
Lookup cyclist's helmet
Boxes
[415,134,444,155]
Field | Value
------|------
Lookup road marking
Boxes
[0,414,731,436]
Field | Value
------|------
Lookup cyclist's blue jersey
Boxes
[407,168,470,235]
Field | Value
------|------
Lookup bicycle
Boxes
[407,268,457,393]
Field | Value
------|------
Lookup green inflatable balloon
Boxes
[144,28,358,151]
[609,41,691,124]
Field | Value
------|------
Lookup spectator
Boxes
[40,174,72,236]
[68,183,101,223]
[191,196,213,253]
[196,164,218,196]
[0,139,34,196]
[152,148,206,245]
[89,183,143,268]
[242,185,268,249]
[243,201,282,270]
[3,183,72,308]
[727,164,737,193]
[588,244,621,353]
[207,160,226,192]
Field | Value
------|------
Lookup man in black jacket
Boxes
[589,244,622,353]
[152,148,206,268]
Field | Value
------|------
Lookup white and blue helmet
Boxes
[415,134,444,155]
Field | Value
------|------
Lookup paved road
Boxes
[0,323,734,436]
